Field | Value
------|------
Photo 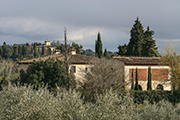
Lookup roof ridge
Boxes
[113,56,161,59]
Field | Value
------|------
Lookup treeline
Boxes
[0,42,52,61]
[0,41,94,61]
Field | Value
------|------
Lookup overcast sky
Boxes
[0,0,180,52]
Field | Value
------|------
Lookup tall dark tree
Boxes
[42,46,45,55]
[31,47,33,54]
[26,42,30,47]
[12,45,18,59]
[3,43,13,59]
[147,66,152,90]
[104,48,110,59]
[143,26,158,56]
[95,32,103,58]
[22,45,28,57]
[134,68,139,90]
[127,17,145,56]
[33,43,37,57]
[18,45,23,58]
[117,44,127,56]
[131,68,134,90]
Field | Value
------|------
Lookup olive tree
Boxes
[0,60,18,90]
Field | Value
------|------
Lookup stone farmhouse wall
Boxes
[125,65,171,91]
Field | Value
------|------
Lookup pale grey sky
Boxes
[0,0,180,52]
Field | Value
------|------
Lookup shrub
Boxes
[1,84,180,119]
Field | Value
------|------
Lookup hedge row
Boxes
[80,89,180,105]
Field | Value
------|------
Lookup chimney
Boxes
[71,49,76,55]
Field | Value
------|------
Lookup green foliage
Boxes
[143,26,158,56]
[104,48,110,59]
[33,42,37,57]
[147,66,152,90]
[82,49,95,56]
[134,68,139,90]
[22,45,28,57]
[117,17,159,57]
[0,46,3,57]
[42,46,45,55]
[71,42,83,54]
[1,84,180,119]
[0,41,53,60]
[0,60,19,90]
[20,58,76,90]
[95,32,103,58]
[131,68,134,90]
[2,43,13,59]
[130,90,173,104]
[47,47,51,55]
[127,17,144,56]
[117,44,127,56]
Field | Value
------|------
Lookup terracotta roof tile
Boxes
[17,54,65,64]
[68,54,97,64]
[113,56,162,65]
[17,54,97,64]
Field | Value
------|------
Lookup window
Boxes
[71,66,76,73]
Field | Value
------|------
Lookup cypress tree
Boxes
[131,68,134,90]
[127,17,145,56]
[104,48,110,59]
[42,46,45,55]
[147,66,152,90]
[134,68,139,90]
[31,48,33,54]
[33,43,37,57]
[95,32,103,58]
[22,45,28,57]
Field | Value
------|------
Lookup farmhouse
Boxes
[113,56,171,91]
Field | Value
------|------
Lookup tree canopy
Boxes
[20,58,76,90]
[117,17,158,57]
